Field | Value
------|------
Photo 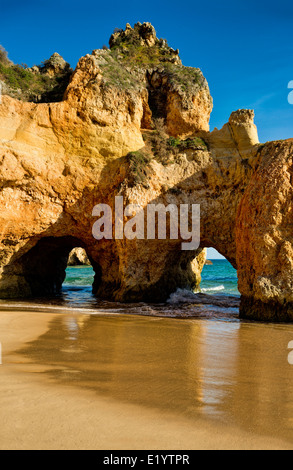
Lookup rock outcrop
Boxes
[0,50,72,103]
[0,23,292,321]
[205,260,213,266]
[236,141,293,321]
[109,22,181,63]
[68,248,91,266]
[30,52,71,78]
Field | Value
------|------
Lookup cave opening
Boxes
[64,247,95,294]
[19,236,101,298]
[141,70,169,128]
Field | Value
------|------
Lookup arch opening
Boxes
[19,236,101,297]
[200,247,239,297]
[64,247,95,295]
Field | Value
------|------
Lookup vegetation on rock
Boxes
[90,19,209,130]
[127,149,152,188]
[96,51,142,91]
[168,135,208,150]
[127,118,209,187]
[0,46,72,102]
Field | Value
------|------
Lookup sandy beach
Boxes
[0,0,292,454]
[0,309,292,450]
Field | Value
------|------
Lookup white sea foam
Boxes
[201,285,225,292]
[167,285,227,304]
[167,288,198,304]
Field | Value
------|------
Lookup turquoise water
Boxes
[64,259,240,296]
[200,259,239,296]
[0,260,240,320]
[64,265,95,286]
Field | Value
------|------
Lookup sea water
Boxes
[0,259,241,319]
[64,259,239,297]
[200,259,239,295]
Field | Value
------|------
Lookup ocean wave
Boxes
[201,285,225,292]
[167,288,198,304]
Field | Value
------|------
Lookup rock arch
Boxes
[0,24,292,321]
[0,236,102,298]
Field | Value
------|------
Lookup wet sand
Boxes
[1,310,293,450]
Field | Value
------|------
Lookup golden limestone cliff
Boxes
[0,23,292,321]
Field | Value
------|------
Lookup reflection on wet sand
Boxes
[18,314,293,444]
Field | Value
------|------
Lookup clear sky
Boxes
[206,248,225,260]
[1,0,292,260]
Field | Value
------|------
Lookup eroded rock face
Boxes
[110,22,159,49]
[109,22,180,63]
[27,53,71,78]
[68,248,91,266]
[236,140,293,321]
[107,22,212,136]
[0,23,292,320]
[202,109,259,157]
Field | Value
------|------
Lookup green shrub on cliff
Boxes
[127,149,152,187]
[0,60,62,100]
[140,119,208,171]
[111,42,169,68]
[0,45,72,102]
[168,136,207,150]
[107,24,205,98]
[165,64,205,95]
[98,52,141,90]
[0,61,33,91]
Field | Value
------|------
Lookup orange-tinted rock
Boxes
[0,24,291,320]
[236,140,293,321]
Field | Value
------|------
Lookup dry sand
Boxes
[0,310,292,450]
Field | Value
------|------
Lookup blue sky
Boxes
[206,248,225,260]
[1,0,292,260]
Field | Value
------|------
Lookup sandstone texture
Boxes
[0,23,292,321]
[68,248,91,266]
[236,140,293,321]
